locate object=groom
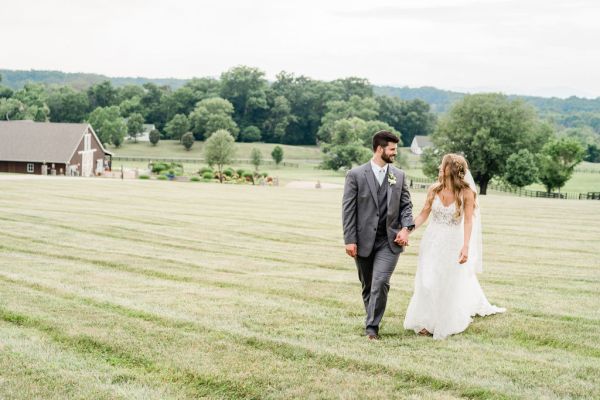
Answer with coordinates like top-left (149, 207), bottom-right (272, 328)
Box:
top-left (342, 131), bottom-right (414, 340)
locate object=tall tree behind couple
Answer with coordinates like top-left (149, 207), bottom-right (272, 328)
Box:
top-left (342, 131), bottom-right (505, 340)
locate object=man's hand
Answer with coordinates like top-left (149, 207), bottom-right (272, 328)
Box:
top-left (394, 228), bottom-right (410, 247)
top-left (345, 243), bottom-right (357, 258)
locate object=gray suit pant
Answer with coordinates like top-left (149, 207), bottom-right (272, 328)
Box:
top-left (355, 235), bottom-right (400, 335)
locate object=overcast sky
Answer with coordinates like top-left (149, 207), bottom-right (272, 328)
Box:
top-left (2, 0), bottom-right (599, 98)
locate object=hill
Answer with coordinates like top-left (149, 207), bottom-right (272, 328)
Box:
top-left (0, 69), bottom-right (188, 91)
top-left (374, 85), bottom-right (600, 115)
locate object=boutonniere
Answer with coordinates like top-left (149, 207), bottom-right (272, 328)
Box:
top-left (387, 172), bottom-right (396, 186)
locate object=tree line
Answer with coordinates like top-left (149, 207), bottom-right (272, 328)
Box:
top-left (0, 68), bottom-right (435, 148)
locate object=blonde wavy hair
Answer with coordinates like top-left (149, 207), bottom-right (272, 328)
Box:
top-left (426, 153), bottom-right (474, 218)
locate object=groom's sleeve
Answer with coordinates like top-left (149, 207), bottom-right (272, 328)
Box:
top-left (342, 170), bottom-right (358, 244)
top-left (399, 173), bottom-right (415, 230)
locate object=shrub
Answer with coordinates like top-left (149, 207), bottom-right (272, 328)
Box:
top-left (181, 132), bottom-right (194, 150)
top-left (223, 168), bottom-right (234, 177)
top-left (271, 145), bottom-right (283, 166)
top-left (202, 171), bottom-right (214, 180)
top-left (152, 162), bottom-right (182, 175)
top-left (261, 172), bottom-right (268, 177)
top-left (139, 175), bottom-right (150, 179)
top-left (240, 125), bottom-right (262, 142)
top-left (236, 169), bottom-right (246, 177)
top-left (157, 175), bottom-right (168, 180)
top-left (190, 176), bottom-right (200, 182)
top-left (199, 166), bottom-right (213, 175)
top-left (152, 162), bottom-right (168, 174)
top-left (149, 129), bottom-right (160, 146)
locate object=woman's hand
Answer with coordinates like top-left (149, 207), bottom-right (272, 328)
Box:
top-left (458, 245), bottom-right (469, 264)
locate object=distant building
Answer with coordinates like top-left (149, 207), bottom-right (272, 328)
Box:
top-left (410, 135), bottom-right (433, 155)
top-left (0, 120), bottom-right (113, 176)
top-left (126, 123), bottom-right (155, 142)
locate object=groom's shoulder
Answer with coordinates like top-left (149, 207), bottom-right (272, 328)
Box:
top-left (347, 163), bottom-right (369, 177)
top-left (389, 164), bottom-right (405, 176)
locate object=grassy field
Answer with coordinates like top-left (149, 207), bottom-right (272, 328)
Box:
top-left (108, 142), bottom-right (599, 193)
top-left (0, 177), bottom-right (599, 399)
top-left (108, 141), bottom-right (323, 161)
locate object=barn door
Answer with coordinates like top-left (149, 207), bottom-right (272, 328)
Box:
top-left (81, 133), bottom-right (93, 177)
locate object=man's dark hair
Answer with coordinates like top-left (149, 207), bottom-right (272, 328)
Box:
top-left (372, 130), bottom-right (399, 152)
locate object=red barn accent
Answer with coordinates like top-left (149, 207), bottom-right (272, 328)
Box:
top-left (0, 120), bottom-right (112, 176)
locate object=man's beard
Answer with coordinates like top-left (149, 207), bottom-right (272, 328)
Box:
top-left (382, 152), bottom-right (395, 164)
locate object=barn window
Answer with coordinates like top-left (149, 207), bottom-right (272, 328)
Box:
top-left (27, 163), bottom-right (34, 173)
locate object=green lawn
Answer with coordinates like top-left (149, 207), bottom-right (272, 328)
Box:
top-left (0, 177), bottom-right (599, 399)
top-left (109, 143), bottom-right (600, 193)
top-left (108, 141), bottom-right (323, 161)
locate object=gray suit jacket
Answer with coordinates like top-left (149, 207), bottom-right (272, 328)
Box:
top-left (342, 162), bottom-right (415, 258)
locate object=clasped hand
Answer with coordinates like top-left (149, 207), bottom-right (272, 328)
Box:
top-left (394, 228), bottom-right (410, 247)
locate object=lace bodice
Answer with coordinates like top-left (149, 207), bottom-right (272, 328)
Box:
top-left (430, 195), bottom-right (462, 226)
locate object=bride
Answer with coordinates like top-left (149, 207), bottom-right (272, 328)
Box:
top-left (403, 153), bottom-right (505, 340)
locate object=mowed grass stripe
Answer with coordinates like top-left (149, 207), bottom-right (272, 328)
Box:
top-left (0, 308), bottom-right (265, 400)
top-left (2, 258), bottom-right (596, 398)
top-left (0, 277), bottom-right (514, 400)
top-left (0, 213), bottom-right (347, 271)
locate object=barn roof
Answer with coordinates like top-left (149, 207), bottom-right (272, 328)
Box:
top-left (0, 120), bottom-right (112, 163)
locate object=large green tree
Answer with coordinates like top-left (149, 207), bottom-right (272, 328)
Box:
top-left (333, 77), bottom-right (373, 99)
top-left (204, 129), bottom-right (236, 183)
top-left (13, 83), bottom-right (50, 121)
top-left (0, 98), bottom-right (26, 120)
top-left (321, 117), bottom-right (373, 170)
top-left (189, 97), bottom-right (238, 140)
top-left (262, 95), bottom-right (294, 142)
top-left (118, 96), bottom-right (143, 118)
top-left (140, 83), bottom-right (171, 131)
top-left (87, 81), bottom-right (118, 109)
top-left (0, 85), bottom-right (13, 99)
top-left (87, 106), bottom-right (126, 146)
top-left (537, 138), bottom-right (585, 193)
top-left (429, 93), bottom-right (552, 194)
top-left (47, 86), bottom-right (90, 122)
top-left (220, 66), bottom-right (269, 129)
top-left (317, 95), bottom-right (379, 143)
top-left (271, 72), bottom-right (341, 144)
top-left (375, 96), bottom-right (436, 146)
top-left (164, 113), bottom-right (190, 141)
top-left (504, 149), bottom-right (539, 188)
top-left (126, 113), bottom-right (145, 142)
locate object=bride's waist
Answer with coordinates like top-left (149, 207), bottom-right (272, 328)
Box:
top-left (429, 218), bottom-right (463, 227)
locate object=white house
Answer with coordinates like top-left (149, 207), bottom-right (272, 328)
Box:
top-left (410, 135), bottom-right (433, 155)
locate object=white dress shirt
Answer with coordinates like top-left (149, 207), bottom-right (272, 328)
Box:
top-left (370, 160), bottom-right (388, 186)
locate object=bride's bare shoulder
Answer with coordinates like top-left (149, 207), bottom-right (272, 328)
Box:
top-left (461, 187), bottom-right (475, 201)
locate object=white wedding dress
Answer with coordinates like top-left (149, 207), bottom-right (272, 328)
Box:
top-left (403, 193), bottom-right (506, 340)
